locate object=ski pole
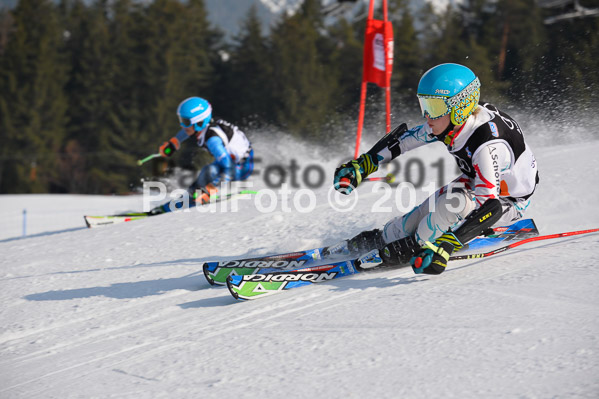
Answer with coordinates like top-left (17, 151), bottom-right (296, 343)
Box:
top-left (450, 227), bottom-right (599, 261)
top-left (213, 190), bottom-right (259, 200)
top-left (364, 173), bottom-right (396, 183)
top-left (137, 153), bottom-right (161, 166)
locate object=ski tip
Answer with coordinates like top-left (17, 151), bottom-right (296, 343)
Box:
top-left (202, 263), bottom-right (216, 286)
top-left (530, 218), bottom-right (539, 235)
top-left (226, 276), bottom-right (243, 301)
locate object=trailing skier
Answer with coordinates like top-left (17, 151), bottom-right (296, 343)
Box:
top-left (157, 97), bottom-right (254, 209)
top-left (333, 63), bottom-right (539, 275)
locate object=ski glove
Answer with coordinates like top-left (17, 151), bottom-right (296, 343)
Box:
top-left (159, 137), bottom-right (180, 157)
top-left (410, 232), bottom-right (463, 275)
top-left (333, 153), bottom-right (381, 194)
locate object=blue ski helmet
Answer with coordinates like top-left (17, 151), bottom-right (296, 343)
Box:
top-left (177, 97), bottom-right (212, 132)
top-left (417, 63), bottom-right (480, 125)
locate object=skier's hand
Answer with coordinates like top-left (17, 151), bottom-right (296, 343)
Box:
top-left (333, 153), bottom-right (380, 194)
top-left (333, 162), bottom-right (357, 194)
top-left (410, 232), bottom-right (463, 275)
top-left (159, 137), bottom-right (180, 157)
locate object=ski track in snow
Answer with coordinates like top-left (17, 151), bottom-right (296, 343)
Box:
top-left (1, 140), bottom-right (598, 398)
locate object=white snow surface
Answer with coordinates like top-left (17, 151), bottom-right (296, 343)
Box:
top-left (1, 138), bottom-right (599, 398)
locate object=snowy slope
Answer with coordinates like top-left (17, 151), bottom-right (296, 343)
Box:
top-left (1, 138), bottom-right (598, 398)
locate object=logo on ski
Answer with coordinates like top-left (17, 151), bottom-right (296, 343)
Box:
top-left (217, 259), bottom-right (308, 269)
top-left (241, 272), bottom-right (338, 283)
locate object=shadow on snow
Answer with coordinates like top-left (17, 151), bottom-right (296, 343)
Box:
top-left (24, 271), bottom-right (208, 301)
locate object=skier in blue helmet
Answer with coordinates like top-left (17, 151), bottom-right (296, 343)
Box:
top-left (158, 97), bottom-right (253, 206)
top-left (332, 63), bottom-right (539, 275)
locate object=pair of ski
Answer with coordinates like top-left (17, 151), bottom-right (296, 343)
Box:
top-left (203, 218), bottom-right (542, 301)
top-left (84, 189), bottom-right (258, 227)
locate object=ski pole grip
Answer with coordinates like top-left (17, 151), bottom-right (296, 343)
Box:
top-left (137, 153), bottom-right (161, 166)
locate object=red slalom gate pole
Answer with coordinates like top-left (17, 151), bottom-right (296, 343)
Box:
top-left (383, 0), bottom-right (391, 133)
top-left (450, 228), bottom-right (599, 261)
top-left (354, 81), bottom-right (368, 159)
top-left (354, 0), bottom-right (393, 158)
top-left (354, 0), bottom-right (376, 159)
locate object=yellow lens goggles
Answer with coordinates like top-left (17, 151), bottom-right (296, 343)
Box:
top-left (417, 96), bottom-right (450, 119)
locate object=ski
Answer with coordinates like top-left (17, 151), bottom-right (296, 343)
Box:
top-left (226, 224), bottom-right (599, 301)
top-left (84, 213), bottom-right (150, 227)
top-left (204, 218), bottom-right (539, 286)
top-left (226, 260), bottom-right (363, 300)
top-left (84, 190), bottom-right (258, 228)
top-left (202, 248), bottom-right (328, 285)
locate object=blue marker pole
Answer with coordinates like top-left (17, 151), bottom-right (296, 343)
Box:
top-left (22, 209), bottom-right (27, 237)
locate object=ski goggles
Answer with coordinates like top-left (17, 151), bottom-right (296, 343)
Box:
top-left (179, 115), bottom-right (210, 130)
top-left (417, 96), bottom-right (451, 119)
top-left (178, 116), bottom-right (194, 128)
top-left (179, 115), bottom-right (193, 127)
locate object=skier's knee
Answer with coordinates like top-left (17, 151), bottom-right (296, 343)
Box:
top-left (435, 190), bottom-right (475, 223)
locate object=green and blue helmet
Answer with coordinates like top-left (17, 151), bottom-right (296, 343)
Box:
top-left (417, 63), bottom-right (481, 126)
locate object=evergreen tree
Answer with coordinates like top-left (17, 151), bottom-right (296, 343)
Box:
top-left (493, 0), bottom-right (546, 103)
top-left (226, 5), bottom-right (273, 125)
top-left (0, 0), bottom-right (67, 193)
top-left (269, 0), bottom-right (338, 136)
top-left (2, 0), bottom-right (598, 193)
top-left (0, 10), bottom-right (13, 55)
top-left (110, 0), bottom-right (148, 164)
top-left (327, 18), bottom-right (364, 114)
top-left (420, 2), bottom-right (501, 101)
top-left (62, 0), bottom-right (131, 193)
top-left (141, 0), bottom-right (216, 172)
top-left (540, 1), bottom-right (599, 114)
top-left (389, 0), bottom-right (421, 110)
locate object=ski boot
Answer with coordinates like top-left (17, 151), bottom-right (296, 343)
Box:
top-left (323, 229), bottom-right (384, 258)
top-left (354, 235), bottom-right (419, 270)
top-left (149, 204), bottom-right (167, 215)
top-left (376, 235), bottom-right (419, 268)
top-left (192, 183), bottom-right (218, 205)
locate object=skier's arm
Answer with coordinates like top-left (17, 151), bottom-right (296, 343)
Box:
top-left (206, 136), bottom-right (234, 183)
top-left (333, 123), bottom-right (436, 193)
top-left (174, 129), bottom-right (191, 144)
top-left (366, 123), bottom-right (436, 163)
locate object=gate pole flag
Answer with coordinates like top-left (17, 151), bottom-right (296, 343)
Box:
top-left (354, 0), bottom-right (394, 158)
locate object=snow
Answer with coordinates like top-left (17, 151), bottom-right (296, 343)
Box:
top-left (1, 138), bottom-right (599, 398)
